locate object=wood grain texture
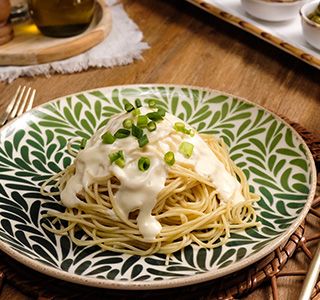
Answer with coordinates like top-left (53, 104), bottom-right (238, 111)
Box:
top-left (0, 0), bottom-right (319, 299)
top-left (0, 0), bottom-right (318, 132)
top-left (0, 0), bottom-right (112, 65)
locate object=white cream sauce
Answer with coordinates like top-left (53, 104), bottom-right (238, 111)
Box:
top-left (60, 108), bottom-right (245, 240)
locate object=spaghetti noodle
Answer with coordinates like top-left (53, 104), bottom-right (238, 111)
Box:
top-left (41, 105), bottom-right (259, 256)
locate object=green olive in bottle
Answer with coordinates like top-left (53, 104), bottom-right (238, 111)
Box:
top-left (28, 0), bottom-right (96, 38)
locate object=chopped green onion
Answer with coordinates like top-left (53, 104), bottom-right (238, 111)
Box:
top-left (132, 108), bottom-right (141, 117)
top-left (102, 131), bottom-right (116, 144)
top-left (147, 112), bottom-right (163, 122)
top-left (135, 99), bottom-right (142, 108)
top-left (179, 142), bottom-right (194, 158)
top-left (109, 150), bottom-right (124, 163)
top-left (147, 121), bottom-right (157, 132)
top-left (148, 99), bottom-right (156, 108)
top-left (164, 151), bottom-right (175, 166)
top-left (138, 134), bottom-right (149, 148)
top-left (183, 128), bottom-right (196, 136)
top-left (124, 102), bottom-right (134, 112)
top-left (123, 118), bottom-right (133, 129)
top-left (114, 128), bottom-right (130, 139)
top-left (115, 158), bottom-right (125, 168)
top-left (137, 115), bottom-right (148, 128)
top-left (173, 122), bottom-right (194, 136)
top-left (174, 122), bottom-right (186, 133)
top-left (132, 124), bottom-right (143, 138)
top-left (183, 128), bottom-right (190, 134)
top-left (138, 156), bottom-right (150, 171)
top-left (109, 151), bottom-right (125, 168)
top-left (157, 107), bottom-right (166, 117)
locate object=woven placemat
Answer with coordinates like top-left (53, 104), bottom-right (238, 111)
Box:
top-left (0, 118), bottom-right (319, 300)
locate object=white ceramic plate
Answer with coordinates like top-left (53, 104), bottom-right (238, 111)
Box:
top-left (0, 85), bottom-right (316, 289)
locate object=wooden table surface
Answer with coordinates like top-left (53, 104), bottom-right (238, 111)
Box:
top-left (0, 0), bottom-right (319, 299)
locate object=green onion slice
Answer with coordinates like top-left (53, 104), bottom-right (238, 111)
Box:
top-left (102, 131), bottom-right (116, 144)
top-left (179, 142), bottom-right (194, 158)
top-left (109, 150), bottom-right (124, 163)
top-left (123, 118), bottom-right (133, 129)
top-left (124, 102), bottom-right (134, 112)
top-left (135, 99), bottom-right (142, 108)
top-left (138, 134), bottom-right (149, 148)
top-left (147, 121), bottom-right (157, 132)
top-left (114, 128), bottom-right (130, 139)
top-left (173, 122), bottom-right (185, 132)
top-left (132, 108), bottom-right (141, 117)
top-left (132, 124), bottom-right (143, 138)
top-left (164, 151), bottom-right (175, 166)
top-left (137, 115), bottom-right (148, 128)
top-left (147, 112), bottom-right (163, 122)
top-left (109, 151), bottom-right (125, 168)
top-left (138, 156), bottom-right (150, 171)
top-left (115, 158), bottom-right (125, 168)
top-left (173, 122), bottom-right (194, 136)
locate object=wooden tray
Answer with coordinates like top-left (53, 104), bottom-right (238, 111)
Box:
top-left (0, 0), bottom-right (112, 66)
top-left (187, 0), bottom-right (320, 70)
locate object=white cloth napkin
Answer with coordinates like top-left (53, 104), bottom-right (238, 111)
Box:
top-left (0, 0), bottom-right (149, 83)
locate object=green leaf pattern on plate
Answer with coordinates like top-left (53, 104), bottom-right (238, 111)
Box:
top-left (0, 85), bottom-right (314, 284)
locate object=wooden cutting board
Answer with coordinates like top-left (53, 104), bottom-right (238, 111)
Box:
top-left (0, 0), bottom-right (112, 66)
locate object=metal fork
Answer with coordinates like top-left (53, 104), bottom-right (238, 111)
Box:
top-left (0, 86), bottom-right (36, 126)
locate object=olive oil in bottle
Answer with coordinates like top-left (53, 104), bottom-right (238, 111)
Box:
top-left (28, 0), bottom-right (95, 38)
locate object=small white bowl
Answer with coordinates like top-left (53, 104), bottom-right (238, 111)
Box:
top-left (241, 0), bottom-right (310, 22)
top-left (300, 0), bottom-right (320, 50)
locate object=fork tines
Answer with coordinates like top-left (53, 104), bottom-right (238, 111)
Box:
top-left (0, 85), bottom-right (36, 126)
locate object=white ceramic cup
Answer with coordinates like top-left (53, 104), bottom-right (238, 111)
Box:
top-left (241, 0), bottom-right (310, 22)
top-left (300, 0), bottom-right (320, 50)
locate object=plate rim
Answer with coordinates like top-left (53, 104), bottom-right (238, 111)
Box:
top-left (0, 84), bottom-right (317, 290)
